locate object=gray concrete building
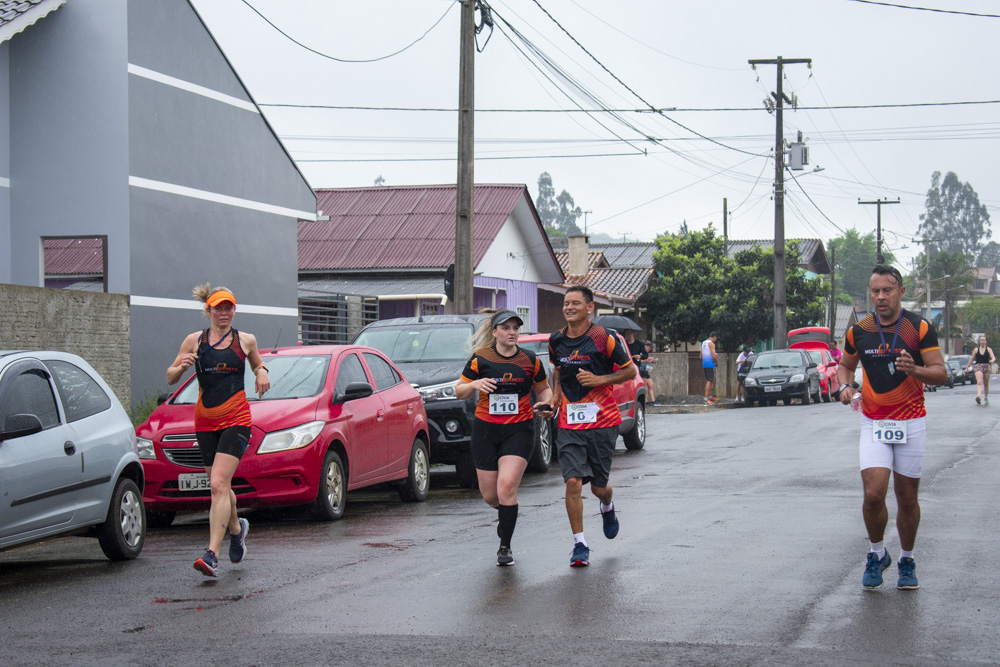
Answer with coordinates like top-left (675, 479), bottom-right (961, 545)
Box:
top-left (0, 0), bottom-right (316, 403)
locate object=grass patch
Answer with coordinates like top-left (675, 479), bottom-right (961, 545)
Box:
top-left (129, 390), bottom-right (165, 427)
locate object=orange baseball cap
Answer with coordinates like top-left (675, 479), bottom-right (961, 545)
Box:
top-left (206, 290), bottom-right (236, 308)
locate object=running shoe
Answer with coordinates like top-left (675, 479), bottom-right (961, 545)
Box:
top-left (194, 549), bottom-right (219, 578)
top-left (229, 517), bottom-right (249, 564)
top-left (708, 397), bottom-right (720, 404)
top-left (985, 397), bottom-right (990, 406)
top-left (897, 557), bottom-right (919, 590)
top-left (601, 504), bottom-right (619, 539)
top-left (976, 396), bottom-right (981, 404)
top-left (570, 542), bottom-right (590, 567)
top-left (496, 546), bottom-right (514, 566)
top-left (862, 551), bottom-right (892, 589)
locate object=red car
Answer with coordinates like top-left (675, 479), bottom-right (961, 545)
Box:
top-left (518, 331), bottom-right (646, 451)
top-left (135, 345), bottom-right (429, 527)
top-left (787, 326), bottom-right (841, 403)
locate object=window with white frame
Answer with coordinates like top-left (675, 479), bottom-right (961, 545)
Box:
top-left (516, 306), bottom-right (530, 328)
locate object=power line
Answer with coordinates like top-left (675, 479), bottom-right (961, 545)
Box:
top-left (295, 151), bottom-right (643, 163)
top-left (845, 0), bottom-right (1000, 18)
top-left (238, 0), bottom-right (457, 63)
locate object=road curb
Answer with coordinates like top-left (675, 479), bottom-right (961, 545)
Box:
top-left (647, 400), bottom-right (745, 414)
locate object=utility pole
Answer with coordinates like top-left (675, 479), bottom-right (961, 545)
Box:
top-left (858, 198), bottom-right (900, 265)
top-left (722, 197), bottom-right (728, 256)
top-left (454, 0), bottom-right (476, 314)
top-left (583, 210), bottom-right (592, 234)
top-left (748, 56), bottom-right (811, 346)
top-left (830, 245), bottom-right (836, 339)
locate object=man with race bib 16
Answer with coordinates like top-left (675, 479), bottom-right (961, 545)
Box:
top-left (547, 286), bottom-right (636, 567)
top-left (837, 266), bottom-right (947, 591)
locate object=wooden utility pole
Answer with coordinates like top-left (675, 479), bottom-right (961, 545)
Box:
top-left (858, 198), bottom-right (900, 265)
top-left (829, 245), bottom-right (836, 339)
top-left (748, 56), bottom-right (811, 346)
top-left (722, 197), bottom-right (728, 256)
top-left (455, 0), bottom-right (475, 314)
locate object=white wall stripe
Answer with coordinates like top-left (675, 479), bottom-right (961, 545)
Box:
top-left (130, 295), bottom-right (299, 318)
top-left (128, 176), bottom-right (317, 220)
top-left (127, 63), bottom-right (259, 113)
top-left (0, 177), bottom-right (9, 188)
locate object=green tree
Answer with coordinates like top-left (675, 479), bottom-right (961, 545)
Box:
top-left (976, 241), bottom-right (1000, 271)
top-left (918, 171), bottom-right (991, 258)
top-left (536, 172), bottom-right (583, 235)
top-left (962, 296), bottom-right (1000, 332)
top-left (828, 228), bottom-right (894, 303)
top-left (648, 227), bottom-right (827, 348)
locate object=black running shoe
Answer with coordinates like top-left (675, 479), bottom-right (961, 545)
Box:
top-left (496, 546), bottom-right (514, 566)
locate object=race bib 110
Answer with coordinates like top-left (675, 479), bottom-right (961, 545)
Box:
top-left (489, 393), bottom-right (519, 416)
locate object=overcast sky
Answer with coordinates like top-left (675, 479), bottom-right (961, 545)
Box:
top-left (190, 0), bottom-right (1000, 271)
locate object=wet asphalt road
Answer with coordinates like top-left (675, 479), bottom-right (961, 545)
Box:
top-left (1, 384), bottom-right (999, 666)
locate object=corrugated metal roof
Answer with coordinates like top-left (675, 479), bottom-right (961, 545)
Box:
top-left (727, 238), bottom-right (830, 274)
top-left (0, 0), bottom-right (66, 45)
top-left (302, 184), bottom-right (533, 271)
top-left (565, 266), bottom-right (654, 301)
top-left (299, 275), bottom-right (444, 298)
top-left (591, 242), bottom-right (655, 267)
top-left (43, 238), bottom-right (103, 276)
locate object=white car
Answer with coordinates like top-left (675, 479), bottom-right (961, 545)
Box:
top-left (0, 351), bottom-right (145, 560)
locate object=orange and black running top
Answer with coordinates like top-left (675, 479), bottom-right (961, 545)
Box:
top-left (844, 309), bottom-right (939, 420)
top-left (194, 329), bottom-right (252, 431)
top-left (549, 324), bottom-right (632, 430)
top-left (461, 345), bottom-right (548, 424)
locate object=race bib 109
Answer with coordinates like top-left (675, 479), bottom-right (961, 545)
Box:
top-left (873, 419), bottom-right (907, 444)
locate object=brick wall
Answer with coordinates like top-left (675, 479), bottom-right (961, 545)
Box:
top-left (0, 284), bottom-right (130, 406)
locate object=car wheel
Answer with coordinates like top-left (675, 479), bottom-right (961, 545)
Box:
top-left (96, 477), bottom-right (145, 561)
top-left (811, 385), bottom-right (822, 404)
top-left (800, 390), bottom-right (811, 405)
top-left (821, 388), bottom-right (832, 403)
top-left (526, 415), bottom-right (553, 473)
top-left (145, 511), bottom-right (175, 529)
top-left (455, 451), bottom-right (479, 489)
top-left (623, 401), bottom-right (646, 451)
top-left (311, 450), bottom-right (346, 521)
top-left (398, 438), bottom-right (430, 502)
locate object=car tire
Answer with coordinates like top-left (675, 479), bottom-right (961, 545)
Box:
top-left (811, 384), bottom-right (822, 404)
top-left (455, 451), bottom-right (479, 489)
top-left (311, 450), bottom-right (347, 521)
top-left (145, 511), bottom-right (175, 529)
top-left (623, 401), bottom-right (646, 451)
top-left (527, 415), bottom-right (553, 473)
top-left (800, 390), bottom-right (811, 405)
top-left (398, 438), bottom-right (430, 502)
top-left (96, 477), bottom-right (145, 561)
top-left (821, 388), bottom-right (832, 403)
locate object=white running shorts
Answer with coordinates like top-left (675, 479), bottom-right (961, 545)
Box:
top-left (858, 415), bottom-right (926, 478)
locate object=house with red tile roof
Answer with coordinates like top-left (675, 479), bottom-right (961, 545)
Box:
top-left (298, 184), bottom-right (564, 339)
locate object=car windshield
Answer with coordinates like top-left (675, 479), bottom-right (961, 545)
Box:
top-left (355, 325), bottom-right (472, 363)
top-left (752, 352), bottom-right (802, 369)
top-left (947, 359), bottom-right (961, 369)
top-left (171, 355), bottom-right (330, 404)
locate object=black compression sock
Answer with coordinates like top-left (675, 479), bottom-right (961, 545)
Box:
top-left (498, 503), bottom-right (518, 548)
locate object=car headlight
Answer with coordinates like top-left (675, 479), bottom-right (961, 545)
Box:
top-left (258, 421), bottom-right (325, 453)
top-left (744, 377), bottom-right (757, 386)
top-left (136, 436), bottom-right (155, 460)
top-left (790, 374), bottom-right (805, 383)
top-left (418, 381), bottom-right (458, 403)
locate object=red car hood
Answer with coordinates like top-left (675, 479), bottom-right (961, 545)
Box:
top-left (138, 397), bottom-right (320, 438)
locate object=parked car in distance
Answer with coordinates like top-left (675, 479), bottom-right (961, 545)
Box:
top-left (743, 349), bottom-right (822, 407)
top-left (948, 355), bottom-right (973, 384)
top-left (946, 358), bottom-right (964, 387)
top-left (519, 329), bottom-right (647, 452)
top-left (136, 345), bottom-right (429, 527)
top-left (787, 326), bottom-right (841, 403)
top-left (0, 351), bottom-right (145, 560)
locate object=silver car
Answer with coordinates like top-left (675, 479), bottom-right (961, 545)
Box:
top-left (0, 351), bottom-right (145, 560)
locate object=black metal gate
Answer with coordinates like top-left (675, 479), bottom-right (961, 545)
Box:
top-left (298, 291), bottom-right (379, 345)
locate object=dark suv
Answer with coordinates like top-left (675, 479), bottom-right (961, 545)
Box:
top-left (353, 315), bottom-right (554, 487)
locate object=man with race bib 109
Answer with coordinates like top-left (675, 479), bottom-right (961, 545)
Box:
top-left (837, 265), bottom-right (947, 591)
top-left (547, 286), bottom-right (636, 568)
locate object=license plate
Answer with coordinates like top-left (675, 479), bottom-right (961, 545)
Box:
top-left (178, 473), bottom-right (210, 491)
top-left (764, 385), bottom-right (782, 393)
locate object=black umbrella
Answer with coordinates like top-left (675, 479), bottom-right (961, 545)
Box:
top-left (593, 314), bottom-right (641, 331)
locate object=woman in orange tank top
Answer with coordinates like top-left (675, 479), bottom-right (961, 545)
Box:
top-left (166, 284), bottom-right (270, 577)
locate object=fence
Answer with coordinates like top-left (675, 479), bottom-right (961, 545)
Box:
top-left (299, 291), bottom-right (379, 345)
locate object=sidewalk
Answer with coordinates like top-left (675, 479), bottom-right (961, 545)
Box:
top-left (646, 395), bottom-right (745, 414)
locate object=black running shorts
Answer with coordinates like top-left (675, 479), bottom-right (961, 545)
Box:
top-left (470, 419), bottom-right (535, 471)
top-left (196, 425), bottom-right (251, 467)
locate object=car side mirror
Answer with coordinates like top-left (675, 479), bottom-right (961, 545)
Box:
top-left (808, 362), bottom-right (818, 369)
top-left (0, 413), bottom-right (44, 441)
top-left (157, 392), bottom-right (172, 406)
top-left (334, 381), bottom-right (374, 404)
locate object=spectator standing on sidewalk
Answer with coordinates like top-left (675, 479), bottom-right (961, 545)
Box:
top-left (702, 332), bottom-right (719, 404)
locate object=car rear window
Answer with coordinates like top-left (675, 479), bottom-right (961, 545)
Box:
top-left (171, 355), bottom-right (330, 404)
top-left (355, 325), bottom-right (472, 362)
